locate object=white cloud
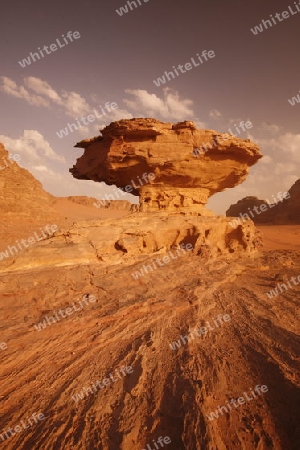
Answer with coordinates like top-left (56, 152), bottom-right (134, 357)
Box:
top-left (31, 165), bottom-right (60, 180)
top-left (123, 87), bottom-right (194, 121)
top-left (256, 132), bottom-right (300, 163)
top-left (24, 77), bottom-right (62, 104)
top-left (61, 90), bottom-right (91, 118)
top-left (278, 133), bottom-right (300, 161)
top-left (30, 167), bottom-right (135, 201)
top-left (2, 76), bottom-right (200, 130)
top-left (274, 162), bottom-right (297, 175)
top-left (77, 125), bottom-right (90, 136)
top-left (260, 155), bottom-right (272, 164)
top-left (109, 107), bottom-right (133, 121)
top-left (247, 173), bottom-right (274, 185)
top-left (282, 174), bottom-right (298, 190)
top-left (0, 130), bottom-right (65, 164)
top-left (241, 132), bottom-right (299, 204)
top-left (261, 122), bottom-right (281, 133)
top-left (195, 120), bottom-right (207, 129)
top-left (2, 76), bottom-right (92, 119)
top-left (1, 76), bottom-right (49, 107)
top-left (209, 109), bottom-right (222, 119)
top-left (228, 117), bottom-right (243, 125)
top-left (32, 165), bottom-right (53, 172)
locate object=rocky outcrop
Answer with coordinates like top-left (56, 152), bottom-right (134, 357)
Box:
top-left (0, 213), bottom-right (261, 273)
top-left (0, 136), bottom-right (262, 275)
top-left (66, 196), bottom-right (138, 211)
top-left (65, 195), bottom-right (103, 207)
top-left (0, 143), bottom-right (137, 221)
top-left (1, 127), bottom-right (299, 450)
top-left (70, 118), bottom-right (262, 214)
top-left (93, 199), bottom-right (139, 212)
top-left (0, 235), bottom-right (298, 450)
top-left (0, 143), bottom-right (56, 219)
top-left (284, 179), bottom-right (300, 223)
top-left (269, 179), bottom-right (300, 224)
top-left (226, 180), bottom-right (300, 224)
top-left (226, 196), bottom-right (269, 222)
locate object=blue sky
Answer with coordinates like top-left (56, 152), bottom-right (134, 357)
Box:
top-left (1, 0), bottom-right (299, 213)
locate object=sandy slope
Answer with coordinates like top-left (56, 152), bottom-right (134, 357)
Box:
top-left (52, 198), bottom-right (129, 221)
top-left (0, 225), bottom-right (299, 450)
top-left (0, 198), bottom-right (129, 248)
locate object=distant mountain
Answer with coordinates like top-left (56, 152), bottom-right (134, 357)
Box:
top-left (226, 180), bottom-right (300, 224)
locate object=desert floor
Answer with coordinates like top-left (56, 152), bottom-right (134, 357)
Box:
top-left (0, 211), bottom-right (299, 450)
top-left (256, 225), bottom-right (300, 251)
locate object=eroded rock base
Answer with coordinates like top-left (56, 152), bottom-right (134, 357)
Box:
top-left (0, 214), bottom-right (261, 274)
top-left (139, 186), bottom-right (211, 214)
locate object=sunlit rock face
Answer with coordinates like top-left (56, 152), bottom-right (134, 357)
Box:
top-left (70, 118), bottom-right (262, 214)
top-left (0, 143), bottom-right (56, 218)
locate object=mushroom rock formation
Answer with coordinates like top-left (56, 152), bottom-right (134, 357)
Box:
top-left (70, 118), bottom-right (262, 214)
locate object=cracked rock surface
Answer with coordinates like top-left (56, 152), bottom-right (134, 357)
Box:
top-left (70, 118), bottom-right (262, 214)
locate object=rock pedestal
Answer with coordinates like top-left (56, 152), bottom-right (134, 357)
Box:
top-left (139, 186), bottom-right (211, 214)
top-left (70, 118), bottom-right (262, 215)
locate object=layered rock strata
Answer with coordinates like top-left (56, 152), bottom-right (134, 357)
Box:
top-left (70, 118), bottom-right (262, 214)
top-left (0, 214), bottom-right (261, 274)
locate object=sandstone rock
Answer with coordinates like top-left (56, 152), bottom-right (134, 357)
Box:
top-left (65, 195), bottom-right (103, 207)
top-left (92, 199), bottom-right (139, 212)
top-left (0, 143), bottom-right (56, 219)
top-left (0, 239), bottom-right (298, 450)
top-left (70, 118), bottom-right (262, 214)
top-left (0, 213), bottom-right (259, 274)
top-left (226, 196), bottom-right (268, 221)
top-left (0, 142), bottom-right (139, 247)
top-left (288, 179), bottom-right (300, 224)
top-left (1, 127), bottom-right (299, 450)
top-left (66, 196), bottom-right (138, 211)
top-left (0, 143), bottom-right (135, 221)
